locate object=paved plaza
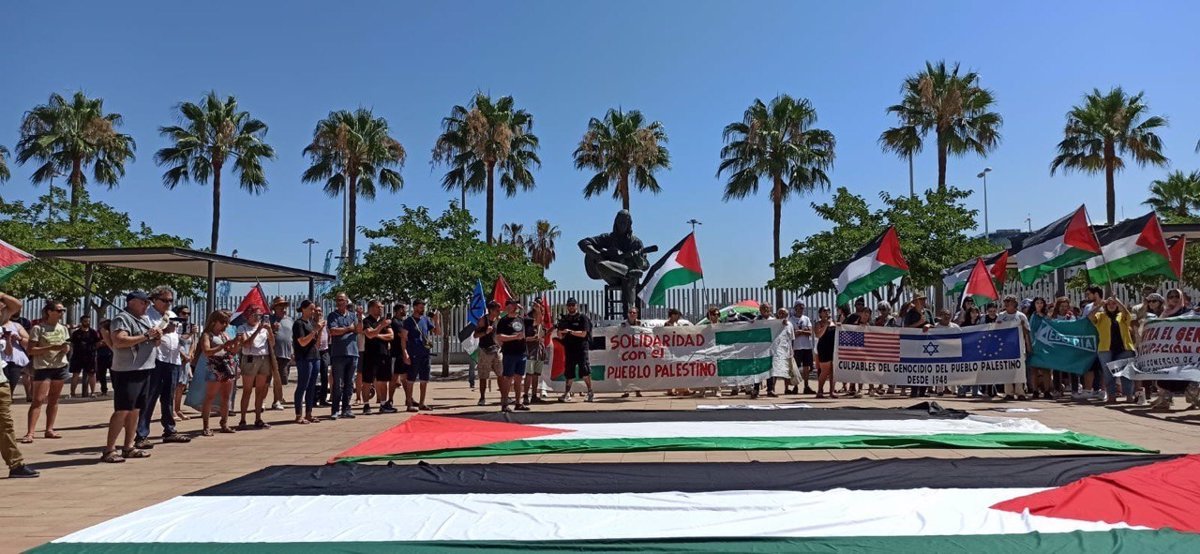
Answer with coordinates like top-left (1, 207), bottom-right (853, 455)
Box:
top-left (5, 371), bottom-right (1200, 551)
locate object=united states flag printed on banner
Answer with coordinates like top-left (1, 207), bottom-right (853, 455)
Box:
top-left (838, 330), bottom-right (901, 362)
top-left (839, 327), bottom-right (1022, 364)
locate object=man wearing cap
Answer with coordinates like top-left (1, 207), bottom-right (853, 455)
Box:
top-left (400, 299), bottom-right (440, 410)
top-left (556, 298), bottom-right (594, 403)
top-left (134, 286), bottom-right (191, 449)
top-left (473, 301), bottom-right (502, 407)
top-left (103, 291), bottom-right (162, 463)
top-left (268, 296), bottom-right (294, 411)
top-left (496, 299), bottom-right (529, 412)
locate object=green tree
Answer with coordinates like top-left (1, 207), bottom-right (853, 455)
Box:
top-left (1143, 170), bottom-right (1200, 224)
top-left (0, 189), bottom-right (202, 311)
top-left (301, 109), bottom-right (406, 265)
top-left (528, 219), bottom-right (561, 271)
top-left (718, 94), bottom-right (835, 308)
top-left (772, 186), bottom-right (992, 305)
top-left (15, 91), bottom-right (136, 222)
top-left (1050, 87), bottom-right (1168, 225)
top-left (0, 145), bottom-right (10, 184)
top-left (156, 92), bottom-right (275, 253)
top-left (882, 61), bottom-right (1002, 191)
top-left (432, 93), bottom-right (540, 244)
top-left (337, 202), bottom-right (552, 376)
top-left (573, 108), bottom-right (670, 212)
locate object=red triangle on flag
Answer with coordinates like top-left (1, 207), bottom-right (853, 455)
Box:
top-left (328, 414), bottom-right (567, 463)
top-left (493, 274), bottom-right (513, 307)
top-left (1136, 213), bottom-right (1171, 260)
top-left (875, 226), bottom-right (909, 270)
top-left (1064, 206), bottom-right (1102, 253)
top-left (964, 257), bottom-right (999, 303)
top-left (675, 233), bottom-right (703, 275)
top-left (1168, 235), bottom-right (1187, 279)
top-left (989, 250), bottom-right (1009, 286)
top-left (991, 454), bottom-right (1200, 533)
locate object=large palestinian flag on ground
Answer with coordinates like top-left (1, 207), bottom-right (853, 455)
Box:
top-left (39, 455), bottom-right (1200, 552)
top-left (834, 226), bottom-right (908, 306)
top-left (327, 406), bottom-right (1147, 463)
top-left (1014, 206), bottom-right (1102, 285)
top-left (639, 232), bottom-right (703, 307)
top-left (1086, 211), bottom-right (1175, 284)
top-left (943, 250), bottom-right (1008, 294)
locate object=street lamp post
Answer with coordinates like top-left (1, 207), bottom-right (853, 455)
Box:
top-left (976, 167), bottom-right (992, 240)
top-left (302, 238), bottom-right (318, 271)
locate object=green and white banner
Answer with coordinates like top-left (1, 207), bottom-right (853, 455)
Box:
top-left (1029, 316), bottom-right (1098, 375)
top-left (1109, 316), bottom-right (1200, 382)
top-left (546, 320), bottom-right (779, 393)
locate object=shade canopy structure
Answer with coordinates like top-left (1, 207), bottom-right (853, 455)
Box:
top-left (35, 246), bottom-right (335, 315)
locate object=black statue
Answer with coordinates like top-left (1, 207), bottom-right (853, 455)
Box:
top-left (579, 210), bottom-right (658, 313)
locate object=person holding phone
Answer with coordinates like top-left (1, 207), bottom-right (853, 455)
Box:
top-left (237, 306), bottom-right (274, 429)
top-left (0, 291), bottom-right (37, 477)
top-left (135, 287), bottom-right (192, 448)
top-left (22, 301), bottom-right (70, 444)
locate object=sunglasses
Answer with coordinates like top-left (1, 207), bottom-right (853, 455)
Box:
top-left (52, 308), bottom-right (66, 313)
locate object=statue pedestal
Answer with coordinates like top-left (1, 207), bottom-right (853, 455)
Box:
top-left (603, 285), bottom-right (626, 320)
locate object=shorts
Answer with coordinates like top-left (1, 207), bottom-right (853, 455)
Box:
top-left (112, 369), bottom-right (151, 411)
top-left (392, 356), bottom-right (410, 381)
top-left (33, 366), bottom-right (70, 381)
top-left (793, 349), bottom-right (814, 368)
top-left (528, 358), bottom-right (545, 375)
top-left (563, 355), bottom-right (591, 380)
top-left (240, 355), bottom-right (271, 378)
top-left (70, 356), bottom-right (95, 374)
top-left (406, 356), bottom-right (432, 382)
top-left (478, 350), bottom-right (502, 377)
top-left (361, 354), bottom-right (392, 384)
top-left (502, 353), bottom-right (527, 377)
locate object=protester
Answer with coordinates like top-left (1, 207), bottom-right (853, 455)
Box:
top-left (842, 303), bottom-right (872, 398)
top-left (198, 310), bottom-right (238, 436)
top-left (236, 306), bottom-right (274, 429)
top-left (314, 305), bottom-right (330, 407)
top-left (0, 291), bottom-right (37, 477)
top-left (135, 287), bottom-right (191, 448)
top-left (96, 319), bottom-right (112, 396)
top-left (996, 295), bottom-right (1031, 401)
top-left (1090, 296), bottom-right (1135, 404)
top-left (327, 293), bottom-right (362, 419)
top-left (360, 300), bottom-right (395, 415)
top-left (103, 291), bottom-right (162, 463)
top-left (620, 306), bottom-right (645, 398)
top-left (68, 314), bottom-right (100, 398)
top-left (814, 307), bottom-right (836, 399)
top-left (2, 313), bottom-right (30, 401)
top-left (291, 300), bottom-right (323, 424)
top-left (874, 302), bottom-right (898, 327)
top-left (768, 308), bottom-right (795, 398)
top-left (174, 314), bottom-right (195, 421)
top-left (496, 300), bottom-right (529, 412)
top-left (473, 301), bottom-right (501, 407)
top-left (1081, 286), bottom-right (1104, 319)
top-left (400, 299), bottom-right (439, 411)
top-left (788, 302), bottom-right (815, 395)
top-left (9, 312), bottom-right (33, 401)
top-left (954, 297), bottom-right (975, 325)
top-left (268, 297), bottom-right (294, 411)
top-left (22, 301), bottom-right (70, 443)
top-left (523, 300), bottom-right (549, 405)
top-left (983, 303), bottom-right (999, 323)
top-left (556, 298), bottom-right (594, 402)
top-left (388, 303), bottom-right (409, 411)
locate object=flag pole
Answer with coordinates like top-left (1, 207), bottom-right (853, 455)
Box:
top-left (1082, 206), bottom-right (1115, 295)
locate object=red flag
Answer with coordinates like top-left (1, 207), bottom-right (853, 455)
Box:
top-left (493, 274), bottom-right (513, 307)
top-left (989, 250), bottom-right (1009, 286)
top-left (1168, 235), bottom-right (1187, 280)
top-left (231, 284), bottom-right (270, 326)
top-left (959, 257), bottom-right (1000, 309)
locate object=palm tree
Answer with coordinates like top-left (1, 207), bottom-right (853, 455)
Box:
top-left (718, 94), bottom-right (836, 308)
top-left (500, 222), bottom-right (526, 248)
top-left (302, 109), bottom-right (406, 265)
top-left (156, 92), bottom-right (275, 253)
top-left (878, 125), bottom-right (922, 196)
top-left (1144, 170), bottom-right (1200, 223)
top-left (432, 93), bottom-right (540, 244)
top-left (573, 108), bottom-right (670, 212)
top-left (882, 61), bottom-right (1002, 190)
top-left (1050, 87), bottom-right (1168, 225)
top-left (527, 219), bottom-right (561, 271)
top-left (0, 145), bottom-right (10, 184)
top-left (15, 91), bottom-right (136, 221)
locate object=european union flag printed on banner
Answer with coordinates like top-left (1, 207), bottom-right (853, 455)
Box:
top-left (899, 327), bottom-right (1022, 364)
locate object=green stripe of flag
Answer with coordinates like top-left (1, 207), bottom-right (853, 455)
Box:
top-left (1019, 247), bottom-right (1097, 285)
top-left (1087, 249), bottom-right (1174, 285)
top-left (645, 267), bottom-right (702, 306)
top-left (30, 530), bottom-right (1200, 553)
top-left (0, 261), bottom-right (28, 285)
top-left (334, 431), bottom-right (1151, 463)
top-left (714, 327), bottom-right (774, 345)
top-left (837, 265), bottom-right (907, 307)
top-left (716, 357), bottom-right (771, 376)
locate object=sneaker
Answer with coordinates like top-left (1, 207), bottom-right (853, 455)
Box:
top-left (162, 434), bottom-right (191, 444)
top-left (380, 403), bottom-right (399, 414)
top-left (621, 392), bottom-right (630, 398)
top-left (362, 404), bottom-right (372, 415)
top-left (586, 391), bottom-right (595, 403)
top-left (329, 413), bottom-right (339, 420)
top-left (1135, 390), bottom-right (1148, 406)
top-left (803, 387), bottom-right (816, 395)
top-left (515, 404), bottom-right (531, 411)
top-left (1003, 395), bottom-right (1015, 401)
top-left (272, 401), bottom-right (284, 411)
top-left (8, 465), bottom-right (39, 478)
top-left (407, 406), bottom-right (419, 412)
top-left (340, 411), bottom-right (356, 419)
top-left (477, 398), bottom-right (487, 406)
top-left (501, 404), bottom-right (513, 413)
top-left (1096, 391), bottom-right (1108, 403)
top-left (1017, 395), bottom-right (1027, 401)
top-left (133, 438), bottom-right (154, 450)
top-left (559, 394), bottom-right (570, 403)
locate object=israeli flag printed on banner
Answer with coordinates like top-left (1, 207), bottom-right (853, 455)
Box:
top-left (900, 337), bottom-right (963, 360)
top-left (899, 327), bottom-right (1021, 364)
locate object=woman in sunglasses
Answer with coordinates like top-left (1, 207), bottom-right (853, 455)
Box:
top-left (21, 302), bottom-right (71, 443)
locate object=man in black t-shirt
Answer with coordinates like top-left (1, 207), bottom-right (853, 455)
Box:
top-left (360, 300), bottom-right (395, 414)
top-left (555, 298), bottom-right (594, 403)
top-left (69, 315), bottom-right (101, 398)
top-left (496, 300), bottom-right (529, 412)
top-left (388, 304), bottom-right (411, 412)
top-left (473, 301), bottom-right (501, 407)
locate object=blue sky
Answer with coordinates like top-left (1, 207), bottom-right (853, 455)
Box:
top-left (4, 1), bottom-right (1200, 294)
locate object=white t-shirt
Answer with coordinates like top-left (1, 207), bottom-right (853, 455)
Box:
top-left (238, 322), bottom-right (271, 356)
top-left (788, 314), bottom-right (813, 350)
top-left (148, 306), bottom-right (182, 364)
top-left (996, 310), bottom-right (1029, 330)
top-left (1081, 301), bottom-right (1101, 319)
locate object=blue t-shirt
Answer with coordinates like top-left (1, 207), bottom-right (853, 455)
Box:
top-left (404, 315), bottom-right (434, 358)
top-left (327, 310), bottom-right (359, 358)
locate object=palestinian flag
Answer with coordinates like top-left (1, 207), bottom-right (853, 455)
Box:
top-left (458, 281), bottom-right (487, 361)
top-left (833, 226), bottom-right (908, 307)
top-left (1014, 206), bottom-right (1102, 285)
top-left (943, 250), bottom-right (1008, 294)
top-left (327, 406), bottom-right (1147, 463)
top-left (638, 232), bottom-right (703, 307)
top-left (229, 284), bottom-right (269, 326)
top-left (957, 257), bottom-right (1000, 308)
top-left (39, 455), bottom-right (1200, 552)
top-left (0, 238), bottom-right (32, 285)
top-left (1168, 234), bottom-right (1187, 280)
top-left (1085, 212), bottom-right (1175, 284)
